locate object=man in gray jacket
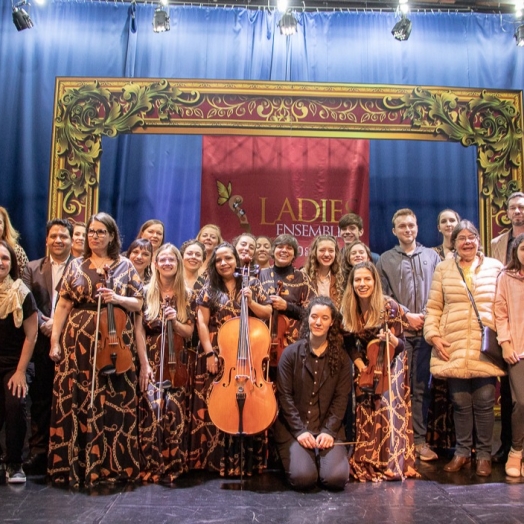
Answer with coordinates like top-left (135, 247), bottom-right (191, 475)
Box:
top-left (377, 208), bottom-right (441, 461)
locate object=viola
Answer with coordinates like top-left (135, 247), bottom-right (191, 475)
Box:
top-left (156, 296), bottom-right (188, 389)
top-left (269, 280), bottom-right (290, 367)
top-left (96, 264), bottom-right (133, 375)
top-left (208, 262), bottom-right (277, 436)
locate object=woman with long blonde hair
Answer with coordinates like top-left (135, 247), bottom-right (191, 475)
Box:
top-left (135, 243), bottom-right (194, 483)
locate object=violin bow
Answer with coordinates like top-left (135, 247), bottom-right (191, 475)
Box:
top-left (90, 265), bottom-right (110, 409)
top-left (157, 296), bottom-right (169, 421)
top-left (383, 307), bottom-right (401, 477)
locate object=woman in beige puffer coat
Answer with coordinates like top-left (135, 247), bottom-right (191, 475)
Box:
top-left (424, 220), bottom-right (504, 477)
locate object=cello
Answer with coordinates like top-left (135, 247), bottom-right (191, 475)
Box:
top-left (207, 262), bottom-right (277, 436)
top-left (156, 296), bottom-right (188, 390)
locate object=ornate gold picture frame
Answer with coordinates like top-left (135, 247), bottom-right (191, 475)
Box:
top-left (48, 78), bottom-right (523, 251)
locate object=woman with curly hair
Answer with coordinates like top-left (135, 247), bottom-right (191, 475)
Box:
top-left (342, 261), bottom-right (418, 482)
top-left (275, 295), bottom-right (351, 490)
top-left (302, 235), bottom-right (344, 308)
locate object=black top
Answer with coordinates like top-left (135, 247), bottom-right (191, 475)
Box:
top-left (0, 291), bottom-right (37, 368)
top-left (275, 338), bottom-right (351, 441)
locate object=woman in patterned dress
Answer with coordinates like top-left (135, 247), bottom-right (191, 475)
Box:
top-left (187, 242), bottom-right (272, 474)
top-left (302, 235), bottom-right (344, 308)
top-left (136, 243), bottom-right (194, 483)
top-left (341, 261), bottom-right (418, 482)
top-left (48, 213), bottom-right (144, 487)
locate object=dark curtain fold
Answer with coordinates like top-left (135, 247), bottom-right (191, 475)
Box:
top-left (1, 2), bottom-right (522, 258)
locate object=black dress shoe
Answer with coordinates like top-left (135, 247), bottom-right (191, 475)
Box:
top-left (23, 454), bottom-right (47, 474)
top-left (444, 455), bottom-right (471, 472)
top-left (492, 444), bottom-right (510, 464)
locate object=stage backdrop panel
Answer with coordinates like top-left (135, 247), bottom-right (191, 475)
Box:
top-left (201, 136), bottom-right (369, 266)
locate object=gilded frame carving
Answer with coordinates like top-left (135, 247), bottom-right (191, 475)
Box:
top-left (48, 77), bottom-right (523, 251)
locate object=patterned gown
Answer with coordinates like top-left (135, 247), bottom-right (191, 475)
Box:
top-left (48, 256), bottom-right (143, 488)
top-left (258, 265), bottom-right (316, 359)
top-left (137, 291), bottom-right (194, 483)
top-left (426, 246), bottom-right (456, 450)
top-left (345, 298), bottom-right (418, 482)
top-left (187, 278), bottom-right (271, 475)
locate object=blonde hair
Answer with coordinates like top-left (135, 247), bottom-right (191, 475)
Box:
top-left (341, 261), bottom-right (385, 332)
top-left (144, 243), bottom-right (188, 324)
top-left (197, 224), bottom-right (223, 244)
top-left (0, 206), bottom-right (20, 246)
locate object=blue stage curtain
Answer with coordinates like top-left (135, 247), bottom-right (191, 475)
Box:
top-left (1, 2), bottom-right (522, 258)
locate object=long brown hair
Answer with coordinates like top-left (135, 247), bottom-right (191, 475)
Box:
top-left (303, 235), bottom-right (344, 306)
top-left (341, 261), bottom-right (385, 333)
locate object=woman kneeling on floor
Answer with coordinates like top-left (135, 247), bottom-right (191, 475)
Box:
top-left (275, 296), bottom-right (351, 491)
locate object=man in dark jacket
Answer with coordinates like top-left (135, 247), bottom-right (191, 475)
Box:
top-left (22, 218), bottom-right (73, 473)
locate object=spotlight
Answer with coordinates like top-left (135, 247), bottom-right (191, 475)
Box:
top-left (152, 6), bottom-right (170, 33)
top-left (278, 11), bottom-right (297, 36)
top-left (277, 0), bottom-right (288, 13)
top-left (12, 1), bottom-right (33, 31)
top-left (399, 0), bottom-right (409, 15)
top-left (515, 25), bottom-right (524, 46)
top-left (392, 16), bottom-right (412, 41)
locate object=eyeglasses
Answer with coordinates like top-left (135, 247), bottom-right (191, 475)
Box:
top-left (87, 229), bottom-right (108, 237)
top-left (456, 235), bottom-right (478, 243)
top-left (157, 257), bottom-right (177, 265)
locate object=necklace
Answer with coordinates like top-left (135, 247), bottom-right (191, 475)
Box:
top-left (318, 271), bottom-right (331, 284)
top-left (91, 256), bottom-right (113, 276)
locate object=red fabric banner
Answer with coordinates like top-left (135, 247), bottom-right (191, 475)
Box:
top-left (201, 136), bottom-right (369, 266)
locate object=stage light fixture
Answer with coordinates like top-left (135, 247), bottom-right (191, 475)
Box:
top-left (392, 15), bottom-right (412, 41)
top-left (278, 11), bottom-right (297, 36)
top-left (152, 6), bottom-right (170, 33)
top-left (277, 0), bottom-right (288, 13)
top-left (399, 0), bottom-right (409, 15)
top-left (515, 25), bottom-right (524, 46)
top-left (12, 1), bottom-right (34, 31)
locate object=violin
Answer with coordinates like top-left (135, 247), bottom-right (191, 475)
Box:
top-left (96, 265), bottom-right (133, 375)
top-left (269, 280), bottom-right (290, 367)
top-left (156, 296), bottom-right (188, 389)
top-left (357, 310), bottom-right (395, 396)
top-left (207, 261), bottom-right (277, 436)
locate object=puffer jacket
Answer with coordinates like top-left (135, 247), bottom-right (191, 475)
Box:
top-left (424, 253), bottom-right (505, 379)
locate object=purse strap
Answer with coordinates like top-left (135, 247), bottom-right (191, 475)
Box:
top-left (455, 259), bottom-right (485, 333)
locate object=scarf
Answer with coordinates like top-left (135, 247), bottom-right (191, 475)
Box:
top-left (0, 275), bottom-right (30, 328)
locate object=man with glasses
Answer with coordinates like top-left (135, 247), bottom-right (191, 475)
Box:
top-left (491, 191), bottom-right (524, 464)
